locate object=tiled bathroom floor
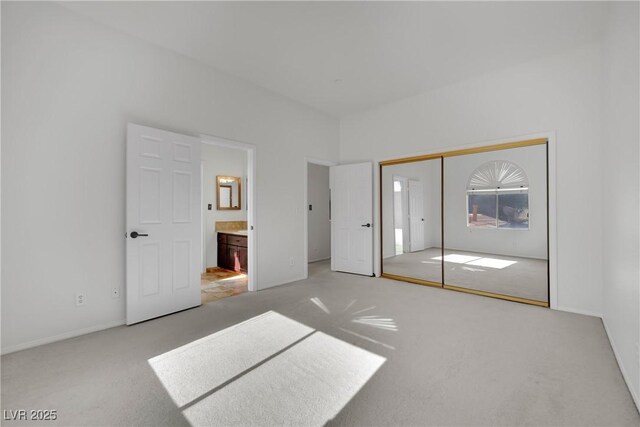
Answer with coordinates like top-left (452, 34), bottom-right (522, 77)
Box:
top-left (201, 268), bottom-right (248, 304)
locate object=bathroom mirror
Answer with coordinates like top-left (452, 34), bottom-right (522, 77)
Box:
top-left (216, 176), bottom-right (241, 210)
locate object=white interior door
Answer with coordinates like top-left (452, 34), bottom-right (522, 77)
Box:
top-left (409, 180), bottom-right (425, 252)
top-left (330, 162), bottom-right (373, 276)
top-left (126, 123), bottom-right (202, 325)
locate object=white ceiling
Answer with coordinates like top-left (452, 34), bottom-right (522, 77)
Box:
top-left (61, 1), bottom-right (608, 117)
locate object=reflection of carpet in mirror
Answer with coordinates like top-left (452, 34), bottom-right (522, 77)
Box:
top-left (201, 268), bottom-right (248, 304)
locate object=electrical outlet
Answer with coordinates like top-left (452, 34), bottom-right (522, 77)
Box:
top-left (112, 287), bottom-right (120, 299)
top-left (75, 293), bottom-right (85, 307)
top-left (289, 256), bottom-right (295, 267)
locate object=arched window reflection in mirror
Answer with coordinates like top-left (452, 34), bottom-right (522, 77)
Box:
top-left (466, 160), bottom-right (529, 230)
top-left (443, 144), bottom-right (548, 305)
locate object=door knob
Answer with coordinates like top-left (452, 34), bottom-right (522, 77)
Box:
top-left (361, 223), bottom-right (371, 228)
top-left (130, 231), bottom-right (149, 239)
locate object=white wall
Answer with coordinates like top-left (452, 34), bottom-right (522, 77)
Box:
top-left (341, 42), bottom-right (603, 315)
top-left (1, 2), bottom-right (339, 353)
top-left (307, 163), bottom-right (331, 262)
top-left (202, 144), bottom-right (247, 268)
top-left (601, 2), bottom-right (640, 408)
top-left (444, 144), bottom-right (547, 259)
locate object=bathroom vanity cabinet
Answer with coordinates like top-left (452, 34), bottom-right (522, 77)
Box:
top-left (217, 232), bottom-right (248, 273)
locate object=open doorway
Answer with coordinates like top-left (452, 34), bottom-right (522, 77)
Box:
top-left (392, 175), bottom-right (427, 256)
top-left (125, 124), bottom-right (256, 324)
top-left (305, 160), bottom-right (334, 277)
top-left (392, 176), bottom-right (408, 255)
top-left (200, 137), bottom-right (255, 303)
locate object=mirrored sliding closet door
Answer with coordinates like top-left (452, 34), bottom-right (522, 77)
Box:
top-left (381, 158), bottom-right (442, 286)
top-left (443, 144), bottom-right (548, 305)
top-left (380, 140), bottom-right (549, 307)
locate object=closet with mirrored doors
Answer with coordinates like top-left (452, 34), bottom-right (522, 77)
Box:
top-left (380, 139), bottom-right (549, 307)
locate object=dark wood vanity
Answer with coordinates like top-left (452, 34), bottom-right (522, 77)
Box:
top-left (217, 232), bottom-right (248, 273)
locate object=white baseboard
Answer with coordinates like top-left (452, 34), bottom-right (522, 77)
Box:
top-left (556, 305), bottom-right (602, 318)
top-left (1, 319), bottom-right (126, 355)
top-left (309, 256), bottom-right (330, 263)
top-left (602, 318), bottom-right (640, 412)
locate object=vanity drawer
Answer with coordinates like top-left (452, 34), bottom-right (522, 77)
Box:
top-left (227, 235), bottom-right (247, 247)
top-left (217, 233), bottom-right (227, 244)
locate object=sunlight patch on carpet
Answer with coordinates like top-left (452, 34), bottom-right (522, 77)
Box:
top-left (433, 254), bottom-right (517, 269)
top-left (310, 297), bottom-right (331, 314)
top-left (352, 315), bottom-right (398, 331)
top-left (466, 257), bottom-right (517, 269)
top-left (148, 311), bottom-right (312, 407)
top-left (149, 311), bottom-right (386, 426)
top-left (433, 254), bottom-right (481, 264)
top-left (182, 331), bottom-right (385, 426)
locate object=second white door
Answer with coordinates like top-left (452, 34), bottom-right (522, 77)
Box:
top-left (330, 162), bottom-right (373, 276)
top-left (409, 180), bottom-right (425, 252)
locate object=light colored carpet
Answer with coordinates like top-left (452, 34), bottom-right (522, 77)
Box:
top-left (1, 261), bottom-right (637, 426)
top-left (384, 247), bottom-right (548, 301)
